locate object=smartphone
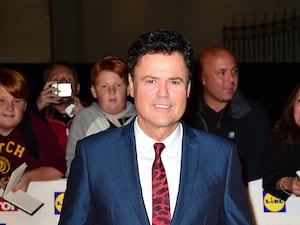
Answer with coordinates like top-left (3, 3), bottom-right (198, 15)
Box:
top-left (52, 83), bottom-right (72, 97)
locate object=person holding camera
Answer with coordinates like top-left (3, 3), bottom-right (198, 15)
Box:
top-left (32, 63), bottom-right (86, 157)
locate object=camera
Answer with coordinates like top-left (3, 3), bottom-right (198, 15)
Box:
top-left (51, 83), bottom-right (72, 97)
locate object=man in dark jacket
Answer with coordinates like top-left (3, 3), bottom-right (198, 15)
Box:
top-left (184, 47), bottom-right (271, 185)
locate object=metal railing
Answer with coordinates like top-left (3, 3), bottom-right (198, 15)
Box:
top-left (223, 9), bottom-right (300, 63)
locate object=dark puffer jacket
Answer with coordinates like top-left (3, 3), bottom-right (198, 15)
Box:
top-left (184, 88), bottom-right (271, 184)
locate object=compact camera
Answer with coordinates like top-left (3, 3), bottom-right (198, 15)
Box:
top-left (51, 83), bottom-right (72, 97)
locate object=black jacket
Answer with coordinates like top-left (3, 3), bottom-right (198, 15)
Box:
top-left (263, 128), bottom-right (300, 200)
top-left (184, 88), bottom-right (271, 184)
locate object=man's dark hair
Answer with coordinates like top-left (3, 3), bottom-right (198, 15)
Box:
top-left (127, 28), bottom-right (194, 80)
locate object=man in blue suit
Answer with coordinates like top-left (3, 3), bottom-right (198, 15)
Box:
top-left (59, 29), bottom-right (253, 225)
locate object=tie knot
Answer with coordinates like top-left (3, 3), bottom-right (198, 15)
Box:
top-left (154, 142), bottom-right (165, 157)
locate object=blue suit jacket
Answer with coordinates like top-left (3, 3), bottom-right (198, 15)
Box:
top-left (59, 120), bottom-right (253, 225)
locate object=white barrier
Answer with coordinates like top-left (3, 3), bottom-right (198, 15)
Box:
top-left (248, 178), bottom-right (300, 225)
top-left (0, 178), bottom-right (299, 225)
top-left (0, 179), bottom-right (66, 225)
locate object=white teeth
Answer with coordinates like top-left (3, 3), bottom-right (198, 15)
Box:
top-left (155, 104), bottom-right (169, 108)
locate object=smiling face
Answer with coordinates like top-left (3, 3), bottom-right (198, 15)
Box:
top-left (91, 70), bottom-right (128, 116)
top-left (129, 52), bottom-right (190, 140)
top-left (0, 85), bottom-right (26, 136)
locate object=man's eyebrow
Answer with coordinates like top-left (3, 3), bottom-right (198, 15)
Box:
top-left (140, 75), bottom-right (154, 79)
top-left (169, 76), bottom-right (185, 81)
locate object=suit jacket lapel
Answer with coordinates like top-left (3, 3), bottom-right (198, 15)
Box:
top-left (118, 122), bottom-right (150, 225)
top-left (117, 121), bottom-right (201, 225)
top-left (171, 123), bottom-right (201, 224)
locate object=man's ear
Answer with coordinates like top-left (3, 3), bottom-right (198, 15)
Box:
top-left (24, 102), bottom-right (27, 111)
top-left (187, 80), bottom-right (191, 98)
top-left (128, 73), bottom-right (134, 98)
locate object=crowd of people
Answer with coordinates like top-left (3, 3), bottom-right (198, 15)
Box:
top-left (0, 28), bottom-right (299, 224)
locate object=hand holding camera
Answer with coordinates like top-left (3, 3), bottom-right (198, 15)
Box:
top-left (36, 81), bottom-right (73, 111)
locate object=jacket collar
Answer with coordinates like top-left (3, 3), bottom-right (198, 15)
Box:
top-left (199, 88), bottom-right (251, 119)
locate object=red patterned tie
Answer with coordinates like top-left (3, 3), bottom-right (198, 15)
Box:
top-left (152, 143), bottom-right (171, 225)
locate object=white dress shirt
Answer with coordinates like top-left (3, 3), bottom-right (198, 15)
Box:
top-left (134, 118), bottom-right (182, 222)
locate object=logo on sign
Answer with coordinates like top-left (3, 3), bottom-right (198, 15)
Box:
top-left (263, 191), bottom-right (286, 212)
top-left (54, 192), bottom-right (65, 214)
top-left (0, 197), bottom-right (18, 212)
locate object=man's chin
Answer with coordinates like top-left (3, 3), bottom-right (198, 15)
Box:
top-left (223, 92), bottom-right (235, 100)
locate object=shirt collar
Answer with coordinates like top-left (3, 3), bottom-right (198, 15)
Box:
top-left (134, 117), bottom-right (182, 157)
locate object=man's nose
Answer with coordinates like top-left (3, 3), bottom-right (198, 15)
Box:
top-left (157, 82), bottom-right (169, 97)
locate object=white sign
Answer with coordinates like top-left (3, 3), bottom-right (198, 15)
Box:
top-left (0, 179), bottom-right (66, 225)
top-left (248, 179), bottom-right (300, 225)
top-left (1, 178), bottom-right (300, 225)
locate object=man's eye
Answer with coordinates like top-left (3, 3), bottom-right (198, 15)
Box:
top-left (50, 77), bottom-right (59, 82)
top-left (170, 80), bottom-right (180, 85)
top-left (146, 80), bottom-right (155, 84)
top-left (232, 68), bottom-right (238, 75)
top-left (217, 70), bottom-right (226, 76)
